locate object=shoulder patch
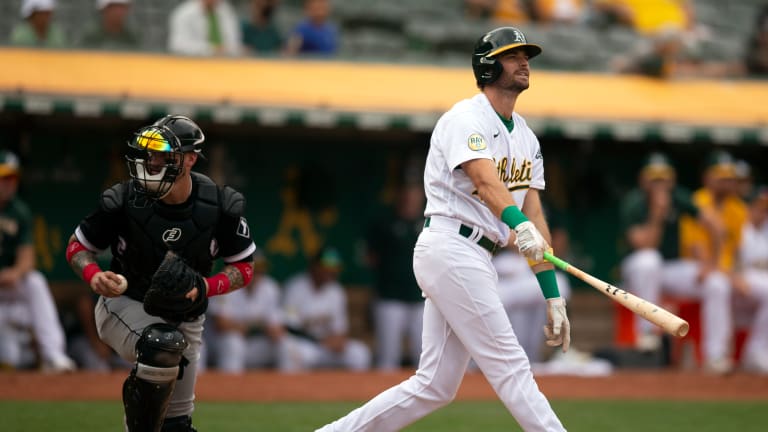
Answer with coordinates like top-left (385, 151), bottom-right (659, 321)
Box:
top-left (101, 182), bottom-right (128, 212)
top-left (220, 186), bottom-right (246, 217)
top-left (467, 133), bottom-right (487, 151)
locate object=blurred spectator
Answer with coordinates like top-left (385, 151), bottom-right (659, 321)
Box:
top-left (9, 0), bottom-right (67, 48)
top-left (281, 246), bottom-right (371, 371)
top-left (733, 186), bottom-right (768, 374)
top-left (611, 27), bottom-right (686, 78)
top-left (283, 0), bottom-right (338, 56)
top-left (679, 150), bottom-right (748, 373)
top-left (241, 0), bottom-right (284, 55)
top-left (492, 0), bottom-right (531, 24)
top-left (745, 5), bottom-right (768, 77)
top-left (208, 252), bottom-right (292, 373)
top-left (0, 150), bottom-right (75, 372)
top-left (591, 0), bottom-right (694, 36)
top-left (531, 0), bottom-right (587, 24)
top-left (611, 27), bottom-right (742, 79)
top-left (168, 0), bottom-right (242, 56)
top-left (365, 181), bottom-right (425, 371)
top-left (464, 0), bottom-right (495, 20)
top-left (79, 0), bottom-right (140, 51)
top-left (735, 159), bottom-right (754, 201)
top-left (618, 152), bottom-right (732, 374)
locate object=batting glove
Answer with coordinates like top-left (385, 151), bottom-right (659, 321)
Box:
top-left (514, 221), bottom-right (549, 261)
top-left (544, 297), bottom-right (571, 352)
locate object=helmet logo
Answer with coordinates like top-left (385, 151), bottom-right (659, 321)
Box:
top-left (162, 228), bottom-right (183, 242)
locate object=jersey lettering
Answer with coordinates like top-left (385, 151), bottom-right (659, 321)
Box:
top-left (496, 157), bottom-right (533, 185)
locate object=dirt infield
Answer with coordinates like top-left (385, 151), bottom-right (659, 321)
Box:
top-left (1, 369), bottom-right (767, 402)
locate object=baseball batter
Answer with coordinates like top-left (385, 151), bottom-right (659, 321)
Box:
top-left (66, 115), bottom-right (256, 431)
top-left (316, 27), bottom-right (569, 432)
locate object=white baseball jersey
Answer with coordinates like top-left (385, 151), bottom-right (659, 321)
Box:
top-left (424, 93), bottom-right (545, 245)
top-left (282, 273), bottom-right (348, 341)
top-left (208, 275), bottom-right (283, 327)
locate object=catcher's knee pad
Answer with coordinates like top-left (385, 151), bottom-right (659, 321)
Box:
top-left (135, 323), bottom-right (188, 377)
top-left (123, 324), bottom-right (187, 432)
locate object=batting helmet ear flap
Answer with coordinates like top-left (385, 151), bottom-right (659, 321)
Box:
top-left (473, 55), bottom-right (504, 85)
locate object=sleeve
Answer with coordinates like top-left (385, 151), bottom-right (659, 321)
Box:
top-left (215, 212), bottom-right (256, 263)
top-left (675, 188), bottom-right (700, 218)
top-left (529, 135), bottom-right (546, 191)
top-left (75, 207), bottom-right (121, 252)
top-left (14, 200), bottom-right (33, 246)
top-left (330, 285), bottom-right (349, 335)
top-left (438, 111), bottom-right (495, 171)
top-left (264, 279), bottom-right (284, 326)
top-left (281, 277), bottom-right (303, 328)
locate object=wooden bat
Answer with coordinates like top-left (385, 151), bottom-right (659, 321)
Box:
top-left (544, 251), bottom-right (689, 338)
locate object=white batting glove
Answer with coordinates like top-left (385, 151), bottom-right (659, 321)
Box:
top-left (514, 221), bottom-right (548, 261)
top-left (543, 297), bottom-right (571, 352)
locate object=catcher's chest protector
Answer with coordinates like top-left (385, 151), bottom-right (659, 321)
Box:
top-left (118, 173), bottom-right (220, 299)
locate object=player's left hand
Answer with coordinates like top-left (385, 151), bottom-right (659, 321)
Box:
top-left (544, 297), bottom-right (570, 352)
top-left (514, 221), bottom-right (549, 261)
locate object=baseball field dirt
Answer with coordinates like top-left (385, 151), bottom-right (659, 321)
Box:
top-left (1, 369), bottom-right (766, 402)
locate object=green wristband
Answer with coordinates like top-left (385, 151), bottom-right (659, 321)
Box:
top-left (501, 205), bottom-right (529, 228)
top-left (535, 269), bottom-right (561, 299)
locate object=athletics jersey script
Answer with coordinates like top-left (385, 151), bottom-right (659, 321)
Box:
top-left (423, 93), bottom-right (545, 246)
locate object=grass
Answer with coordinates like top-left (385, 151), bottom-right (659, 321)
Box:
top-left (2, 399), bottom-right (766, 431)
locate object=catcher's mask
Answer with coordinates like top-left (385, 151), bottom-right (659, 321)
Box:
top-left (126, 115), bottom-right (204, 200)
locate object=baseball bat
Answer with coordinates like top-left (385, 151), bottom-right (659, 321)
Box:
top-left (543, 251), bottom-right (689, 338)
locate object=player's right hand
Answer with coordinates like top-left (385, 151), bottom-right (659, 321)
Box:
top-left (90, 271), bottom-right (126, 298)
top-left (513, 221), bottom-right (548, 261)
top-left (544, 297), bottom-right (571, 352)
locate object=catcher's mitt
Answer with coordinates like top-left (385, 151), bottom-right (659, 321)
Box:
top-left (144, 251), bottom-right (208, 322)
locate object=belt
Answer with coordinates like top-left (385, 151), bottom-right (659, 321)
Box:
top-left (424, 217), bottom-right (500, 254)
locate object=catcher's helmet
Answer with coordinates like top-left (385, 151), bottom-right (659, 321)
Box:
top-left (472, 27), bottom-right (542, 85)
top-left (126, 115), bottom-right (205, 200)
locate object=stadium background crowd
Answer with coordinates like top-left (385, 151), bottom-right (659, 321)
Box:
top-left (1, 0), bottom-right (767, 376)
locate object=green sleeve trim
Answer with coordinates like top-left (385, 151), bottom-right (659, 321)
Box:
top-left (501, 205), bottom-right (528, 228)
top-left (535, 269), bottom-right (561, 299)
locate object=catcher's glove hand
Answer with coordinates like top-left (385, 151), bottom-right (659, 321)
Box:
top-left (144, 251), bottom-right (208, 322)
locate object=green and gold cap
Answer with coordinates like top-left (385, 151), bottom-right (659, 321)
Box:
top-left (0, 150), bottom-right (20, 177)
top-left (640, 152), bottom-right (675, 180)
top-left (705, 150), bottom-right (738, 179)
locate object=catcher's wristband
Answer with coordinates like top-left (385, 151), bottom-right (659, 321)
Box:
top-left (82, 263), bottom-right (102, 285)
top-left (501, 205), bottom-right (529, 228)
top-left (527, 247), bottom-right (554, 267)
top-left (206, 273), bottom-right (231, 297)
top-left (205, 261), bottom-right (254, 297)
top-left (535, 269), bottom-right (560, 299)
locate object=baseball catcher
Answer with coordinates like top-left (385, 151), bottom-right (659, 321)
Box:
top-left (66, 114), bottom-right (256, 432)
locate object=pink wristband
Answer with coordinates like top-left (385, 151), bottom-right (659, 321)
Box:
top-left (206, 273), bottom-right (231, 297)
top-left (82, 263), bottom-right (101, 284)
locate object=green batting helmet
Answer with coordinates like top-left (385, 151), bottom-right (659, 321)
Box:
top-left (472, 27), bottom-right (542, 85)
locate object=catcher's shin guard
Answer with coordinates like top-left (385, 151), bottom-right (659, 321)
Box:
top-left (123, 323), bottom-right (187, 432)
top-left (161, 415), bottom-right (197, 432)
